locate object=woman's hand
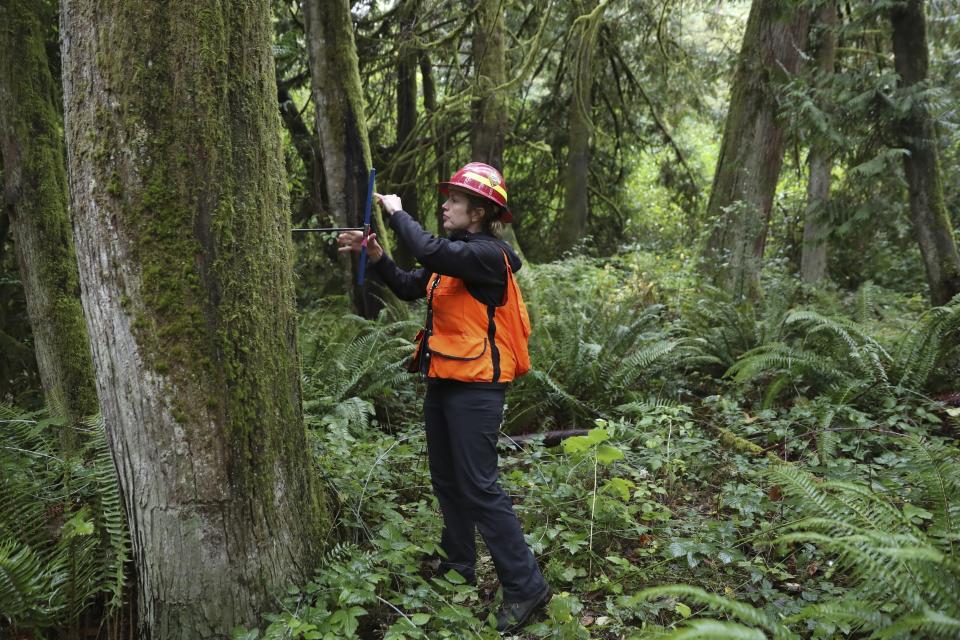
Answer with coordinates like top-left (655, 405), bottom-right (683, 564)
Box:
top-left (375, 193), bottom-right (402, 215)
top-left (337, 230), bottom-right (383, 263)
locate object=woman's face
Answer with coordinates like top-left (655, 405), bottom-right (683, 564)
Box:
top-left (441, 189), bottom-right (482, 234)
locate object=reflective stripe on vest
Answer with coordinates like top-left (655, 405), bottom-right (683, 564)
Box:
top-left (422, 252), bottom-right (531, 383)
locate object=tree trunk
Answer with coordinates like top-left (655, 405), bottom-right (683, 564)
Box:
top-left (59, 1), bottom-right (331, 636)
top-left (420, 51), bottom-right (447, 233)
top-left (420, 52), bottom-right (446, 232)
top-left (303, 0), bottom-right (390, 317)
top-left (278, 83), bottom-right (327, 227)
top-left (700, 0), bottom-right (811, 300)
top-left (471, 0), bottom-right (524, 259)
top-left (0, 0), bottom-right (97, 433)
top-left (890, 0), bottom-right (960, 306)
top-left (392, 0), bottom-right (421, 268)
top-left (558, 0), bottom-right (603, 254)
top-left (800, 2), bottom-right (837, 285)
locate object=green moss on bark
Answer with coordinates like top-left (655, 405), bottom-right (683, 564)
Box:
top-left (0, 0), bottom-right (98, 432)
top-left (80, 0), bottom-right (329, 538)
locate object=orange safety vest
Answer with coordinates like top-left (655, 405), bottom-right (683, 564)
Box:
top-left (415, 252), bottom-right (531, 383)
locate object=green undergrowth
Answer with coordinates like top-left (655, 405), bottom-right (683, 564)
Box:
top-left (0, 407), bottom-right (128, 635)
top-left (3, 253), bottom-right (957, 637)
top-left (240, 254), bottom-right (959, 638)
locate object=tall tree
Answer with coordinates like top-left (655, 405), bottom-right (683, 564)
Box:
top-left (0, 0), bottom-right (96, 432)
top-left (392, 0), bottom-right (422, 268)
top-left (471, 0), bottom-right (524, 256)
top-left (420, 51), bottom-right (449, 232)
top-left (801, 2), bottom-right (837, 284)
top-left (59, 1), bottom-right (331, 635)
top-left (890, 0), bottom-right (960, 306)
top-left (700, 0), bottom-right (811, 300)
top-left (558, 0), bottom-right (603, 254)
top-left (303, 0), bottom-right (391, 316)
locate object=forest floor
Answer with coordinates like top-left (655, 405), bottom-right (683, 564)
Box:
top-left (248, 386), bottom-right (956, 639)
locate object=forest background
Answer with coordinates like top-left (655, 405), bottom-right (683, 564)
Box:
top-left (1, 0), bottom-right (959, 638)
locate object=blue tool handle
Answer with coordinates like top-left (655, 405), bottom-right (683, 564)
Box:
top-left (357, 167), bottom-right (376, 286)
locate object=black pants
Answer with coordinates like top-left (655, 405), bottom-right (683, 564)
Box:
top-left (424, 380), bottom-right (546, 602)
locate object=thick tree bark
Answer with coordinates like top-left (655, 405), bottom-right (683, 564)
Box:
top-left (891, 0), bottom-right (960, 306)
top-left (0, 0), bottom-right (97, 432)
top-left (471, 0), bottom-right (524, 258)
top-left (801, 2), bottom-right (837, 284)
top-left (59, 1), bottom-right (331, 637)
top-left (558, 0), bottom-right (603, 254)
top-left (303, 0), bottom-right (390, 317)
top-left (700, 0), bottom-right (811, 300)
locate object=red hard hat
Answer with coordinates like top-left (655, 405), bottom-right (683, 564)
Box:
top-left (438, 162), bottom-right (512, 223)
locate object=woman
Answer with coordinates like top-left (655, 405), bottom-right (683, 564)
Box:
top-left (338, 162), bottom-right (551, 633)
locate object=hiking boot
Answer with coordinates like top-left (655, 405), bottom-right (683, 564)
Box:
top-left (495, 584), bottom-right (552, 634)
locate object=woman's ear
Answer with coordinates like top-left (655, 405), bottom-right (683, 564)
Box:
top-left (470, 206), bottom-right (487, 223)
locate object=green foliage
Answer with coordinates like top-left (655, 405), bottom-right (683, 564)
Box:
top-left (893, 295), bottom-right (960, 390)
top-left (678, 281), bottom-right (797, 375)
top-left (506, 256), bottom-right (686, 430)
top-left (299, 299), bottom-right (422, 428)
top-left (0, 406), bottom-right (128, 632)
top-left (719, 289), bottom-right (960, 406)
top-left (772, 439), bottom-right (960, 632)
top-left (642, 438), bottom-right (960, 639)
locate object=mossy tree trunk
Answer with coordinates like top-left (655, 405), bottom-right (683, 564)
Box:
top-left (471, 0), bottom-right (524, 258)
top-left (303, 0), bottom-right (390, 317)
top-left (59, 1), bottom-right (331, 636)
top-left (890, 0), bottom-right (960, 306)
top-left (700, 0), bottom-right (811, 300)
top-left (0, 0), bottom-right (97, 434)
top-left (801, 2), bottom-right (837, 285)
top-left (558, 0), bottom-right (603, 255)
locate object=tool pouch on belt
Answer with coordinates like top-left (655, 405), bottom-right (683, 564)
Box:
top-left (406, 329), bottom-right (425, 373)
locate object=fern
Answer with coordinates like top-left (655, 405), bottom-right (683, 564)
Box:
top-left (768, 449), bottom-right (960, 635)
top-left (678, 285), bottom-right (792, 373)
top-left (892, 296), bottom-right (960, 391)
top-left (874, 609), bottom-right (960, 639)
top-left (637, 442), bottom-right (960, 639)
top-left (509, 262), bottom-right (684, 424)
top-left (0, 406), bottom-right (129, 631)
top-left (659, 620), bottom-right (769, 640)
top-left (634, 584), bottom-right (796, 639)
top-left (300, 311), bottom-right (421, 429)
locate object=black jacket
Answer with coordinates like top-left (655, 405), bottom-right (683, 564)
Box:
top-left (373, 210), bottom-right (522, 306)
